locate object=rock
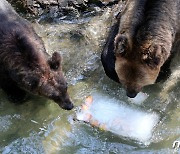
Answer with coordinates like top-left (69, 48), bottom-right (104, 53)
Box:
top-left (7, 0), bottom-right (119, 21)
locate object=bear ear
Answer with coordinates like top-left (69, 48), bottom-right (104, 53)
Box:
top-left (114, 35), bottom-right (128, 56)
top-left (142, 44), bottom-right (162, 68)
top-left (142, 54), bottom-right (161, 68)
top-left (48, 52), bottom-right (62, 71)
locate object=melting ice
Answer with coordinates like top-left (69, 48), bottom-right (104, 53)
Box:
top-left (76, 93), bottom-right (159, 144)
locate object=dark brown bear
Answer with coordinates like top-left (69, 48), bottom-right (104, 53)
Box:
top-left (0, 0), bottom-right (73, 110)
top-left (102, 0), bottom-right (180, 98)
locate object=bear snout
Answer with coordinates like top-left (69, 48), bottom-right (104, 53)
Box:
top-left (62, 101), bottom-right (74, 110)
top-left (55, 95), bottom-right (74, 110)
top-left (126, 89), bottom-right (138, 98)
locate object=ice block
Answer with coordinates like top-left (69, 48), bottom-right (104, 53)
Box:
top-left (128, 92), bottom-right (149, 105)
top-left (76, 93), bottom-right (159, 143)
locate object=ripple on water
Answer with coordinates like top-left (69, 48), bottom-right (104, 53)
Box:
top-left (2, 132), bottom-right (44, 154)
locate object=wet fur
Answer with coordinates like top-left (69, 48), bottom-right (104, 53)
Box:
top-left (0, 0), bottom-right (73, 110)
top-left (101, 0), bottom-right (180, 97)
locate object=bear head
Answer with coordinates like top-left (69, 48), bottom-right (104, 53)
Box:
top-left (1, 23), bottom-right (74, 110)
top-left (37, 52), bottom-right (74, 110)
top-left (114, 35), bottom-right (168, 98)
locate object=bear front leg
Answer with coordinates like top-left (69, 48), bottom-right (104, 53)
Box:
top-left (1, 79), bottom-right (27, 103)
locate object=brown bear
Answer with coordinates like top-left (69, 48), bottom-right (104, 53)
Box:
top-left (101, 0), bottom-right (180, 98)
top-left (0, 0), bottom-right (74, 110)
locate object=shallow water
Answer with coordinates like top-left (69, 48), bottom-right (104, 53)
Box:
top-left (0, 8), bottom-right (180, 154)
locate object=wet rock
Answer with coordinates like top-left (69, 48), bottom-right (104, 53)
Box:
top-left (7, 0), bottom-right (119, 21)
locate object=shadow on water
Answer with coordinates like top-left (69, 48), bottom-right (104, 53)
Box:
top-left (0, 5), bottom-right (180, 154)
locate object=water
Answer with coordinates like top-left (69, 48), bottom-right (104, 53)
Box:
top-left (0, 7), bottom-right (180, 154)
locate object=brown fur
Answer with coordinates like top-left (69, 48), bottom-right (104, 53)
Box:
top-left (102, 0), bottom-right (180, 98)
top-left (114, 0), bottom-right (148, 54)
top-left (0, 0), bottom-right (73, 110)
top-left (115, 0), bottom-right (179, 97)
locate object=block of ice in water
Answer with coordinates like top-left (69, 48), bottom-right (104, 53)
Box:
top-left (76, 93), bottom-right (159, 144)
top-left (128, 92), bottom-right (149, 105)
